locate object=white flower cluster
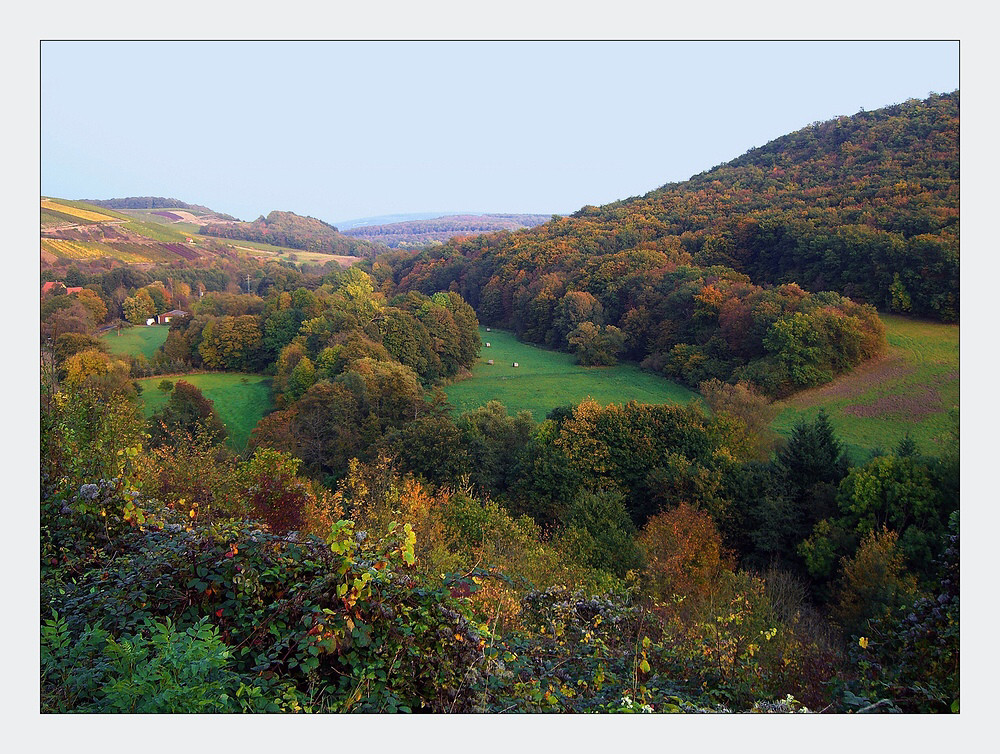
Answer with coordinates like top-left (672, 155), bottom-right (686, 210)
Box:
top-left (750, 693), bottom-right (810, 713)
top-left (619, 695), bottom-right (654, 713)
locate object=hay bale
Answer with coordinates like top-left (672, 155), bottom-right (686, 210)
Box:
top-left (512, 362), bottom-right (519, 367)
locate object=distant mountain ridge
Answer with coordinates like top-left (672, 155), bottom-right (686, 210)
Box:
top-left (335, 212), bottom-right (468, 230)
top-left (343, 213), bottom-right (554, 248)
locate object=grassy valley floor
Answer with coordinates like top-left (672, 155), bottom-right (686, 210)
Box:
top-left (448, 317), bottom-right (959, 462)
top-left (444, 327), bottom-right (700, 421)
top-left (101, 325), bottom-right (170, 360)
top-left (135, 373), bottom-right (273, 451)
top-left (106, 316), bottom-right (957, 460)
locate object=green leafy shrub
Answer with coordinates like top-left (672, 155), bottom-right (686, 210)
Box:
top-left (95, 618), bottom-right (245, 713)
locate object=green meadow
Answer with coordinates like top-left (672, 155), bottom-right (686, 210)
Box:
top-left (101, 325), bottom-right (170, 360)
top-left (99, 327), bottom-right (273, 450)
top-left (136, 373), bottom-right (273, 451)
top-left (444, 328), bottom-right (700, 421)
top-left (772, 314), bottom-right (959, 461)
top-left (103, 314), bottom-right (955, 460)
top-left (447, 318), bottom-right (958, 463)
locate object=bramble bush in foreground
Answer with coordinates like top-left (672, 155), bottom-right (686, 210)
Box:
top-left (42, 470), bottom-right (841, 714)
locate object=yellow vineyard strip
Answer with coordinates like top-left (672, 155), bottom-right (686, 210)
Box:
top-left (40, 238), bottom-right (151, 263)
top-left (40, 199), bottom-right (117, 223)
top-left (41, 239), bottom-right (104, 260)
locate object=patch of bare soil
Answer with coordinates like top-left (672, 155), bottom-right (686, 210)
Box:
top-left (782, 352), bottom-right (917, 407)
top-left (179, 211), bottom-right (240, 225)
top-left (327, 255), bottom-right (358, 268)
top-left (167, 211), bottom-right (203, 224)
top-left (842, 387), bottom-right (943, 420)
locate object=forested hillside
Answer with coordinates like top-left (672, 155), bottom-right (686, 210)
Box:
top-left (201, 210), bottom-right (386, 258)
top-left (380, 93), bottom-right (957, 398)
top-left (343, 213), bottom-right (553, 248)
top-left (594, 91), bottom-right (959, 321)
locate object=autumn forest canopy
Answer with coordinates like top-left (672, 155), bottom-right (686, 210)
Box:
top-left (39, 92), bottom-right (959, 714)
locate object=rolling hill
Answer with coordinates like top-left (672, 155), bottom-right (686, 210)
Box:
top-left (40, 197), bottom-right (366, 273)
top-left (40, 197), bottom-right (211, 265)
top-left (576, 92), bottom-right (960, 321)
top-left (199, 210), bottom-right (385, 258)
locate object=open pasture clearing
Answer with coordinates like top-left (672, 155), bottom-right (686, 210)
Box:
top-left (136, 373), bottom-right (273, 451)
top-left (235, 242), bottom-right (360, 268)
top-left (101, 325), bottom-right (171, 360)
top-left (444, 327), bottom-right (699, 421)
top-left (274, 250), bottom-right (359, 267)
top-left (446, 318), bottom-right (958, 462)
top-left (772, 314), bottom-right (959, 461)
top-left (100, 327), bottom-right (274, 450)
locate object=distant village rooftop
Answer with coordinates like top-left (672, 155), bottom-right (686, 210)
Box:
top-left (41, 281), bottom-right (83, 295)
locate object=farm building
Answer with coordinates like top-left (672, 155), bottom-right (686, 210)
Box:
top-left (486, 342), bottom-right (491, 347)
top-left (487, 359), bottom-right (494, 365)
top-left (158, 309), bottom-right (188, 324)
top-left (512, 362), bottom-right (519, 368)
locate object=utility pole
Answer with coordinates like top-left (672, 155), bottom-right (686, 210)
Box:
top-left (246, 274), bottom-right (251, 294)
top-left (45, 327), bottom-right (57, 392)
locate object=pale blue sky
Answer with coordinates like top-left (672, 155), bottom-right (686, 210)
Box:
top-left (41, 41), bottom-right (958, 223)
